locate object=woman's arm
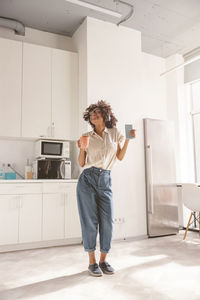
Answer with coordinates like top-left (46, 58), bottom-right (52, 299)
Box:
top-left (78, 149), bottom-right (87, 167)
top-left (116, 129), bottom-right (136, 161)
top-left (77, 139), bottom-right (87, 167)
top-left (116, 139), bottom-right (130, 161)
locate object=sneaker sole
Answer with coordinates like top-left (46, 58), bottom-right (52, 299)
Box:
top-left (88, 269), bottom-right (103, 277)
top-left (100, 269), bottom-right (115, 275)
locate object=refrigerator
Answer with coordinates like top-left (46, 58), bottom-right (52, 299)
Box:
top-left (144, 118), bottom-right (179, 237)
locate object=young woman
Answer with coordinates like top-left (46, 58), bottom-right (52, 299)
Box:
top-left (77, 100), bottom-right (136, 277)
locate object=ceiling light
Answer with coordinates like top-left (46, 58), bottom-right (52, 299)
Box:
top-left (65, 0), bottom-right (122, 18)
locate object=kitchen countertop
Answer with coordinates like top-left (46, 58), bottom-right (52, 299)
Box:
top-left (0, 179), bottom-right (78, 183)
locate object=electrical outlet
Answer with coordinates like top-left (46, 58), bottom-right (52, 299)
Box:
top-left (114, 217), bottom-right (125, 224)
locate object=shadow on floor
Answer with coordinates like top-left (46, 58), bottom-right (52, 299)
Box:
top-left (0, 257), bottom-right (173, 300)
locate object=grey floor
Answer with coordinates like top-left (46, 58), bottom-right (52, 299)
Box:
top-left (0, 230), bottom-right (200, 300)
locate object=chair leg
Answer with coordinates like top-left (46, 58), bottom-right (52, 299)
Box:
top-left (199, 212), bottom-right (200, 236)
top-left (183, 212), bottom-right (193, 240)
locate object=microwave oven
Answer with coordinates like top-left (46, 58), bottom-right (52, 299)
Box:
top-left (33, 158), bottom-right (71, 179)
top-left (35, 139), bottom-right (69, 159)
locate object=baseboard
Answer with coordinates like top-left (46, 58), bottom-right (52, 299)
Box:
top-left (0, 238), bottom-right (82, 253)
top-left (112, 234), bottom-right (148, 243)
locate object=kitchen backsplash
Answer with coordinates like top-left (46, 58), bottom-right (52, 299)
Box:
top-left (0, 139), bottom-right (81, 180)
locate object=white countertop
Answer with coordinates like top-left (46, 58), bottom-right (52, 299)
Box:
top-left (0, 179), bottom-right (78, 183)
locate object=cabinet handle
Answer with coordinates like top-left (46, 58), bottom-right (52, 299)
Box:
top-left (51, 122), bottom-right (55, 138)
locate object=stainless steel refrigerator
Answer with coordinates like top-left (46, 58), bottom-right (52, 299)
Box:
top-left (144, 118), bottom-right (179, 237)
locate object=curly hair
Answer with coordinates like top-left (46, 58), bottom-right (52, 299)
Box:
top-left (83, 100), bottom-right (118, 128)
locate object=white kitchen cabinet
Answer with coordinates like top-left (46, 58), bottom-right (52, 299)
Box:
top-left (0, 183), bottom-right (43, 245)
top-left (0, 38), bottom-right (22, 137)
top-left (52, 49), bottom-right (78, 140)
top-left (21, 43), bottom-right (78, 140)
top-left (0, 181), bottom-right (80, 251)
top-left (65, 183), bottom-right (81, 238)
top-left (19, 194), bottom-right (42, 243)
top-left (43, 193), bottom-right (65, 240)
top-left (0, 195), bottom-right (19, 245)
top-left (43, 182), bottom-right (81, 240)
top-left (22, 43), bottom-right (52, 138)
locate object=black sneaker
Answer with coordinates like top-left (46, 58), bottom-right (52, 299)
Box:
top-left (99, 261), bottom-right (115, 275)
top-left (88, 263), bottom-right (103, 277)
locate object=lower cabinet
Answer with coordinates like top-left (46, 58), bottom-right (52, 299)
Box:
top-left (0, 195), bottom-right (19, 245)
top-left (0, 182), bottom-right (81, 249)
top-left (42, 182), bottom-right (81, 240)
top-left (65, 184), bottom-right (82, 239)
top-left (43, 193), bottom-right (65, 240)
top-left (19, 194), bottom-right (42, 243)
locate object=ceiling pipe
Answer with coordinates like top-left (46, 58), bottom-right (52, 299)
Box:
top-left (114, 0), bottom-right (134, 26)
top-left (0, 16), bottom-right (25, 36)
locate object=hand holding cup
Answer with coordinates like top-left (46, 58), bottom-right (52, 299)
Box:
top-left (78, 136), bottom-right (89, 149)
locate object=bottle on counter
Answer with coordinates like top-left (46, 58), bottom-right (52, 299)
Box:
top-left (5, 164), bottom-right (16, 180)
top-left (25, 159), bottom-right (33, 179)
top-left (0, 163), bottom-right (5, 180)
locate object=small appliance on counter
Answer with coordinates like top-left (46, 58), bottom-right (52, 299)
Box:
top-left (33, 158), bottom-right (71, 179)
top-left (33, 139), bottom-right (71, 180)
top-left (35, 139), bottom-right (70, 159)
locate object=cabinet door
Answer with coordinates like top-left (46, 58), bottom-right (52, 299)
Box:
top-left (52, 49), bottom-right (78, 139)
top-left (19, 194), bottom-right (42, 243)
top-left (22, 43), bottom-right (51, 138)
top-left (0, 195), bottom-right (19, 245)
top-left (65, 184), bottom-right (81, 239)
top-left (43, 193), bottom-right (65, 240)
top-left (0, 38), bottom-right (22, 137)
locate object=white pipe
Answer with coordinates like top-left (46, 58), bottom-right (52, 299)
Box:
top-left (65, 0), bottom-right (122, 18)
top-left (0, 17), bottom-right (25, 36)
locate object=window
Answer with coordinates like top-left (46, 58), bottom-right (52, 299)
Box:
top-left (190, 81), bottom-right (200, 182)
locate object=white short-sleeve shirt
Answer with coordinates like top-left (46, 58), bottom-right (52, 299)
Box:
top-left (82, 127), bottom-right (124, 170)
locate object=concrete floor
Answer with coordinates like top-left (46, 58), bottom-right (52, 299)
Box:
top-left (0, 230), bottom-right (200, 300)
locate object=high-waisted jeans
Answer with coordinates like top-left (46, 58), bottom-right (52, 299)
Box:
top-left (76, 166), bottom-right (114, 253)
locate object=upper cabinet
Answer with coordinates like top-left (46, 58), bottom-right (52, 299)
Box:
top-left (0, 38), bottom-right (22, 137)
top-left (21, 43), bottom-right (78, 140)
top-left (22, 43), bottom-right (52, 138)
top-left (52, 49), bottom-right (78, 140)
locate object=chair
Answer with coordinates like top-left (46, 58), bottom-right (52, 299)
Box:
top-left (182, 183), bottom-right (200, 240)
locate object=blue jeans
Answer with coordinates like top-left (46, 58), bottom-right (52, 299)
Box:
top-left (77, 166), bottom-right (114, 253)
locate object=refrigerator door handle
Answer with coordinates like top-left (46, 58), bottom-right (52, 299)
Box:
top-left (146, 145), bottom-right (154, 214)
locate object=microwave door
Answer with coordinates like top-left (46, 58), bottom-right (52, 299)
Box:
top-left (51, 160), bottom-right (65, 179)
top-left (42, 141), bottom-right (63, 157)
top-left (38, 160), bottom-right (51, 179)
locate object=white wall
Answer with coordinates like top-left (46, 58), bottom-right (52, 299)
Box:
top-left (73, 17), bottom-right (168, 239)
top-left (73, 19), bottom-right (88, 136)
top-left (0, 26), bottom-right (75, 52)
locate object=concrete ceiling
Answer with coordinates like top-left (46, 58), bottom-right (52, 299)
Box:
top-left (0, 0), bottom-right (200, 58)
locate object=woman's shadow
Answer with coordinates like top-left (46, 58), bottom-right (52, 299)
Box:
top-left (0, 270), bottom-right (90, 300)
